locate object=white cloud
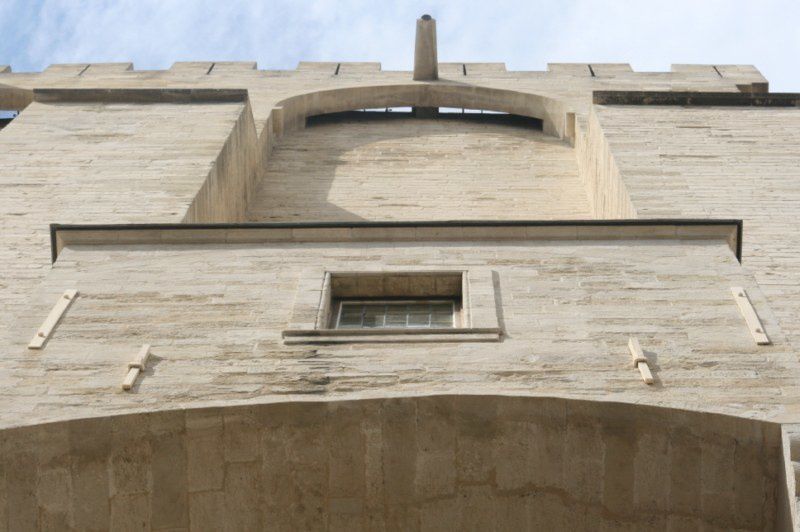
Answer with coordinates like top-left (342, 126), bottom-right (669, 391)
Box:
top-left (0, 0), bottom-right (797, 90)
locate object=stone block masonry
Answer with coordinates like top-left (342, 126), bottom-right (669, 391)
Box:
top-left (0, 396), bottom-right (782, 530)
top-left (3, 239), bottom-right (796, 427)
top-left (0, 21), bottom-right (798, 527)
top-left (0, 96), bottom-right (257, 354)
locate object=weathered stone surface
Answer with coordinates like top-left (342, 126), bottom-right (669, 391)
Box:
top-left (590, 106), bottom-right (800, 360)
top-left (0, 396), bottom-right (783, 531)
top-left (246, 117), bottom-right (590, 222)
top-left (0, 27), bottom-right (797, 529)
top-left (0, 98), bottom-right (257, 359)
top-left (1, 239), bottom-right (796, 427)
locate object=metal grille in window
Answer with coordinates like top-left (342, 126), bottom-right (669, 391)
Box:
top-left (335, 301), bottom-right (455, 329)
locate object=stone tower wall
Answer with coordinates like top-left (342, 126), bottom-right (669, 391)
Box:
top-left (1, 58), bottom-right (798, 529)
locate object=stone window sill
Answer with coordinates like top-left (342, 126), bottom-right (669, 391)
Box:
top-left (282, 327), bottom-right (501, 344)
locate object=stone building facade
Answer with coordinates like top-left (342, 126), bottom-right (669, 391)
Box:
top-left (1, 15), bottom-right (800, 531)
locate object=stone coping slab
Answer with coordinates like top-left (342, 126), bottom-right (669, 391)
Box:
top-left (51, 219), bottom-right (742, 262)
top-left (593, 90), bottom-right (800, 106)
top-left (33, 87), bottom-right (249, 104)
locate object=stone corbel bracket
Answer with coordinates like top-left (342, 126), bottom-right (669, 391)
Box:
top-left (730, 287), bottom-right (771, 345)
top-left (28, 289), bottom-right (78, 349)
top-left (628, 337), bottom-right (654, 385)
top-left (122, 344), bottom-right (151, 391)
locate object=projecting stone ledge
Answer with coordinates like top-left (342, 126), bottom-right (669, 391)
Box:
top-left (593, 90), bottom-right (799, 106)
top-left (48, 220), bottom-right (743, 263)
top-left (32, 88), bottom-right (249, 104)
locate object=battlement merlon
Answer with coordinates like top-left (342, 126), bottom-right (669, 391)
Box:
top-left (0, 60), bottom-right (768, 85)
top-left (0, 59), bottom-right (771, 142)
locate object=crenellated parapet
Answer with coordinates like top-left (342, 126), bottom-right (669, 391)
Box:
top-left (0, 59), bottom-right (769, 84)
top-left (1, 15), bottom-right (800, 529)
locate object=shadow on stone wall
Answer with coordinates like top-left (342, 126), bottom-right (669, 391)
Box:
top-left (0, 395), bottom-right (783, 530)
top-left (247, 116), bottom-right (583, 223)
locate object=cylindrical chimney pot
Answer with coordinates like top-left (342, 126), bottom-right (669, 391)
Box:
top-left (413, 14), bottom-right (438, 81)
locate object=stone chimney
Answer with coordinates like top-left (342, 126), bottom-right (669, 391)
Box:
top-left (413, 14), bottom-right (438, 81)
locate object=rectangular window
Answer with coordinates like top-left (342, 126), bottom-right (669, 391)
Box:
top-left (284, 268), bottom-right (501, 343)
top-left (335, 300), bottom-right (456, 329)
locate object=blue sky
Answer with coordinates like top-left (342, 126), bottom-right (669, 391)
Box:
top-left (1, 0), bottom-right (798, 90)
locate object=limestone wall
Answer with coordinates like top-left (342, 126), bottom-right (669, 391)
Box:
top-left (0, 60), bottom-right (794, 530)
top-left (247, 117), bottom-right (590, 222)
top-left (183, 99), bottom-right (259, 223)
top-left (594, 106), bottom-right (800, 353)
top-left (3, 239), bottom-right (798, 428)
top-left (0, 396), bottom-right (782, 531)
top-left (0, 100), bottom-right (250, 349)
top-left (574, 110), bottom-right (636, 218)
top-left (0, 82), bottom-right (32, 110)
top-left (0, 61), bottom-right (764, 146)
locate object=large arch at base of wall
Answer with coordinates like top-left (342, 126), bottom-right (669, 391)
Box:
top-left (269, 83), bottom-right (568, 141)
top-left (0, 395), bottom-right (788, 530)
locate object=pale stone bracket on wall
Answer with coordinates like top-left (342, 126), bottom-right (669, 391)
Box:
top-left (28, 289), bottom-right (78, 349)
top-left (122, 344), bottom-right (151, 391)
top-left (731, 287), bottom-right (771, 345)
top-left (628, 337), bottom-right (654, 385)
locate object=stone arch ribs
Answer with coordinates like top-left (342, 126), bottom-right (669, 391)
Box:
top-left (269, 83), bottom-right (569, 140)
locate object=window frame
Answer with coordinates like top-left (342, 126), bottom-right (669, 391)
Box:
top-left (283, 268), bottom-right (501, 344)
top-left (333, 298), bottom-right (460, 330)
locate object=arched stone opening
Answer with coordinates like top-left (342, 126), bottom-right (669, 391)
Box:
top-left (247, 110), bottom-right (589, 222)
top-left (0, 83), bottom-right (33, 131)
top-left (0, 396), bottom-right (784, 530)
top-left (270, 83), bottom-right (568, 140)
top-left (0, 82), bottom-right (33, 113)
top-left (251, 85), bottom-right (583, 222)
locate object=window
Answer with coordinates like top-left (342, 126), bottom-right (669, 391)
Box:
top-left (335, 300), bottom-right (456, 329)
top-left (283, 269), bottom-right (501, 343)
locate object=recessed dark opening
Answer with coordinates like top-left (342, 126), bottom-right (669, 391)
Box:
top-left (0, 110), bottom-right (18, 130)
top-left (306, 108), bottom-right (543, 129)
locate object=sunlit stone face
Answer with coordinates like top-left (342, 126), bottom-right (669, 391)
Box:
top-left (248, 116), bottom-right (589, 222)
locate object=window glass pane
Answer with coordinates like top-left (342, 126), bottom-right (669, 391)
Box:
top-left (384, 304), bottom-right (408, 327)
top-left (407, 304), bottom-right (431, 327)
top-left (430, 303), bottom-right (454, 327)
top-left (431, 302), bottom-right (453, 314)
top-left (338, 304), bottom-right (363, 328)
top-left (362, 304), bottom-right (386, 328)
top-left (336, 300), bottom-right (455, 329)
